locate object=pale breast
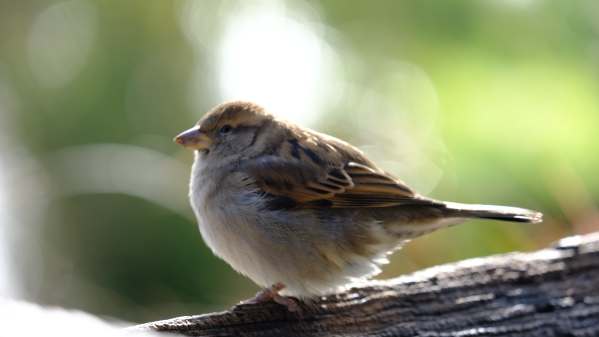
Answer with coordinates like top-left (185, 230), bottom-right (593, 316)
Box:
top-left (190, 156), bottom-right (287, 289)
top-left (189, 155), bottom-right (407, 297)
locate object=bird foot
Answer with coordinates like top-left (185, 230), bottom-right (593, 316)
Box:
top-left (242, 282), bottom-right (301, 313)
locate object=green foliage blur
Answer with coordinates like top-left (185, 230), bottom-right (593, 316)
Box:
top-left (0, 0), bottom-right (597, 323)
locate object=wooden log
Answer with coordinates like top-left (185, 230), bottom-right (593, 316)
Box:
top-left (132, 233), bottom-right (599, 337)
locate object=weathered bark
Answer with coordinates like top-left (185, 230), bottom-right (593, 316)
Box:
top-left (133, 233), bottom-right (599, 337)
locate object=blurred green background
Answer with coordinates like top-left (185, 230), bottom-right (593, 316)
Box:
top-left (0, 0), bottom-right (597, 324)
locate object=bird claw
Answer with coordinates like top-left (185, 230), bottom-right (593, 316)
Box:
top-left (241, 283), bottom-right (302, 313)
top-left (272, 294), bottom-right (301, 313)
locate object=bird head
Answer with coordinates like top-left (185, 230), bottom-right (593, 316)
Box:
top-left (174, 101), bottom-right (275, 157)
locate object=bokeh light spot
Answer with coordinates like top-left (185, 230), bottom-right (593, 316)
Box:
top-left (28, 0), bottom-right (97, 88)
top-left (216, 2), bottom-right (341, 125)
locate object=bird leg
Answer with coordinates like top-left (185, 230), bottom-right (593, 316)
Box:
top-left (243, 282), bottom-right (301, 312)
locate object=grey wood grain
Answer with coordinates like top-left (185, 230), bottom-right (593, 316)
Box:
top-left (132, 233), bottom-right (599, 337)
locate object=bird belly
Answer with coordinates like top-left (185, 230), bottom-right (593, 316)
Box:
top-left (193, 189), bottom-right (401, 296)
top-left (190, 162), bottom-right (407, 297)
top-left (191, 174), bottom-right (296, 292)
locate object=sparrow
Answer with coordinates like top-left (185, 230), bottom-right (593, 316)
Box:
top-left (174, 101), bottom-right (542, 312)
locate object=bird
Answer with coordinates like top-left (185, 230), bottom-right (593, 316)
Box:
top-left (174, 101), bottom-right (542, 312)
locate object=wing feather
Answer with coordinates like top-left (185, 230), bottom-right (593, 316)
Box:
top-left (242, 129), bottom-right (421, 209)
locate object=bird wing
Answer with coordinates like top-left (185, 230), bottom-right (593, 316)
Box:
top-left (242, 134), bottom-right (423, 208)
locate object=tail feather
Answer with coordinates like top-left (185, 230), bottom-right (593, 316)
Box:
top-left (441, 202), bottom-right (543, 224)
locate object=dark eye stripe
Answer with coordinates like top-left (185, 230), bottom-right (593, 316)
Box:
top-left (219, 125), bottom-right (232, 134)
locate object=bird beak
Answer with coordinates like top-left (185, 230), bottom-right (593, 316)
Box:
top-left (174, 126), bottom-right (212, 150)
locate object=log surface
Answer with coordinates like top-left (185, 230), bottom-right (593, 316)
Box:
top-left (133, 233), bottom-right (599, 337)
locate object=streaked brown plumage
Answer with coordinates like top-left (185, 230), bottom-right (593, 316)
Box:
top-left (175, 101), bottom-right (542, 311)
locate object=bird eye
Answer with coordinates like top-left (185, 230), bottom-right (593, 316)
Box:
top-left (219, 125), bottom-right (233, 134)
